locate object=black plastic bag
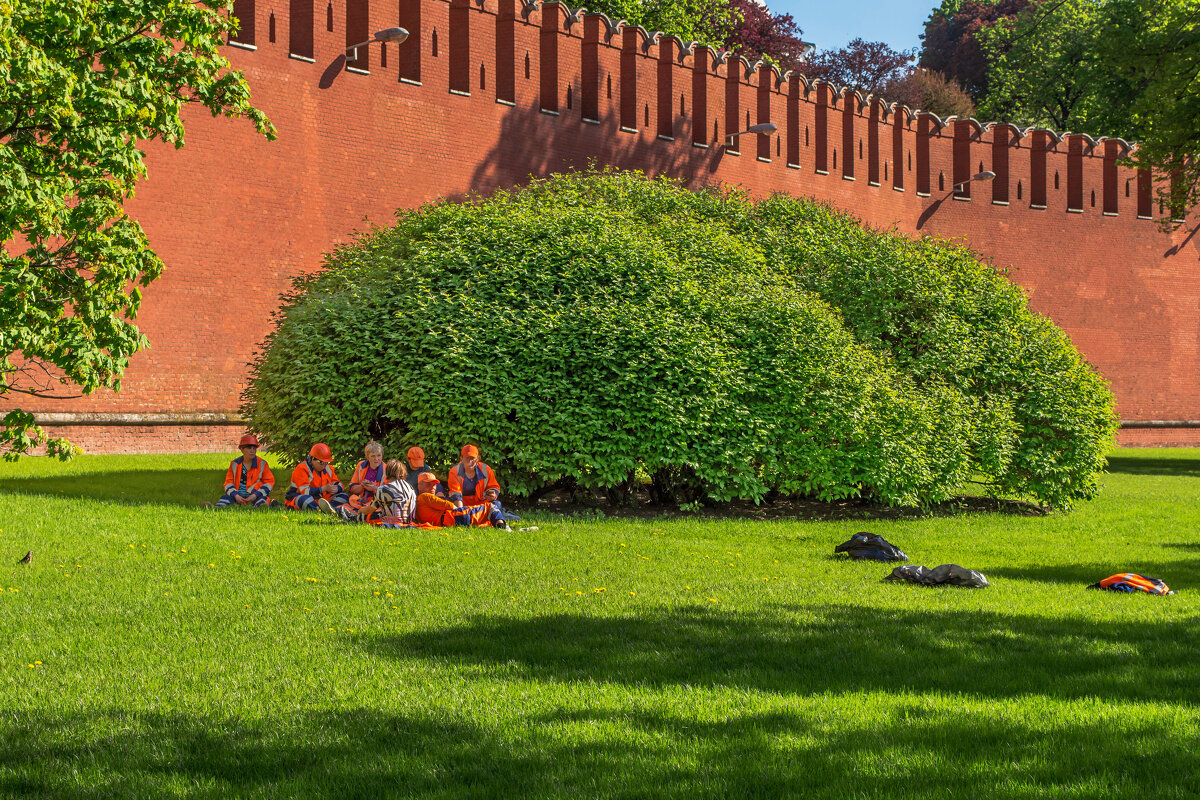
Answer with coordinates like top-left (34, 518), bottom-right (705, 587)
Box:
top-left (834, 532), bottom-right (909, 562)
top-left (884, 563), bottom-right (989, 588)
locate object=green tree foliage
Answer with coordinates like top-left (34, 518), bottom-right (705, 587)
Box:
top-left (581, 0), bottom-right (737, 47)
top-left (1096, 0), bottom-right (1200, 216)
top-left (244, 171), bottom-right (1115, 510)
top-left (977, 0), bottom-right (1126, 132)
top-left (581, 0), bottom-right (811, 72)
top-left (924, 0), bottom-right (1200, 216)
top-left (0, 0), bottom-right (273, 458)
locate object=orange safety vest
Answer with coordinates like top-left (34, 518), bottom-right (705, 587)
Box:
top-left (1096, 573), bottom-right (1170, 595)
top-left (224, 456), bottom-right (275, 495)
top-left (448, 462), bottom-right (500, 505)
top-left (287, 458), bottom-right (342, 501)
top-left (349, 460), bottom-right (385, 498)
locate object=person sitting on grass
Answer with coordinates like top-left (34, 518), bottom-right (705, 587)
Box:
top-left (209, 434), bottom-right (275, 508)
top-left (286, 442), bottom-right (348, 511)
top-left (447, 444), bottom-right (501, 508)
top-left (324, 458), bottom-right (416, 526)
top-left (404, 446), bottom-right (435, 493)
top-left (338, 440), bottom-right (385, 518)
top-left (415, 473), bottom-right (509, 530)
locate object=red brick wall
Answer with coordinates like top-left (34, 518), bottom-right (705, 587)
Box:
top-left (10, 0), bottom-right (1199, 451)
top-left (36, 425), bottom-right (244, 455)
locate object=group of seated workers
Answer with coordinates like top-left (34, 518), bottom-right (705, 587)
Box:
top-left (210, 436), bottom-right (509, 530)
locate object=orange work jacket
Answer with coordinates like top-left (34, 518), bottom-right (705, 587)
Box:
top-left (224, 456), bottom-right (275, 497)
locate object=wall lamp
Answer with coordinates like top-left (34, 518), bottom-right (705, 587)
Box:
top-left (953, 171), bottom-right (996, 192)
top-left (725, 122), bottom-right (777, 147)
top-left (346, 26), bottom-right (410, 62)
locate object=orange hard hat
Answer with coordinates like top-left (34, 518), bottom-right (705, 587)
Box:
top-left (461, 444), bottom-right (480, 460)
top-left (309, 442), bottom-right (333, 461)
top-left (407, 446), bottom-right (425, 468)
top-left (239, 434), bottom-right (259, 448)
top-left (417, 472), bottom-right (439, 490)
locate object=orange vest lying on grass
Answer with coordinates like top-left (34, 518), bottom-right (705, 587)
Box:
top-left (1088, 573), bottom-right (1172, 595)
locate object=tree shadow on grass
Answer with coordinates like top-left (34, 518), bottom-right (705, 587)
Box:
top-left (523, 490), bottom-right (1046, 522)
top-left (0, 469), bottom-right (237, 509)
top-left (1, 703), bottom-right (1195, 798)
top-left (356, 603), bottom-right (1200, 707)
top-left (988, 558), bottom-right (1200, 588)
top-left (1105, 454), bottom-right (1200, 477)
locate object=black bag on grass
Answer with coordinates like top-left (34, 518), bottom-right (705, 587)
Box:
top-left (884, 564), bottom-right (989, 588)
top-left (834, 532), bottom-right (909, 562)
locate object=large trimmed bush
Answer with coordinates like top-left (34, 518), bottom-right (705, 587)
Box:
top-left (244, 170), bottom-right (1115, 509)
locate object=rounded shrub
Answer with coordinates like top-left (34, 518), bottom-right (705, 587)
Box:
top-left (741, 195), bottom-right (1117, 509)
top-left (244, 169), bottom-right (1115, 509)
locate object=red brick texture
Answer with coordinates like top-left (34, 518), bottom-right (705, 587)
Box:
top-left (35, 425), bottom-right (245, 455)
top-left (9, 0), bottom-right (1199, 451)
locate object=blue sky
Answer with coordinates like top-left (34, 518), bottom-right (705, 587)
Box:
top-left (767, 0), bottom-right (937, 56)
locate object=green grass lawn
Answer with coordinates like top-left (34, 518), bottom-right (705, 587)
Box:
top-left (1, 450), bottom-right (1198, 798)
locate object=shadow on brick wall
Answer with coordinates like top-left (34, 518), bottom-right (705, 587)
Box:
top-left (469, 101), bottom-right (727, 196)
